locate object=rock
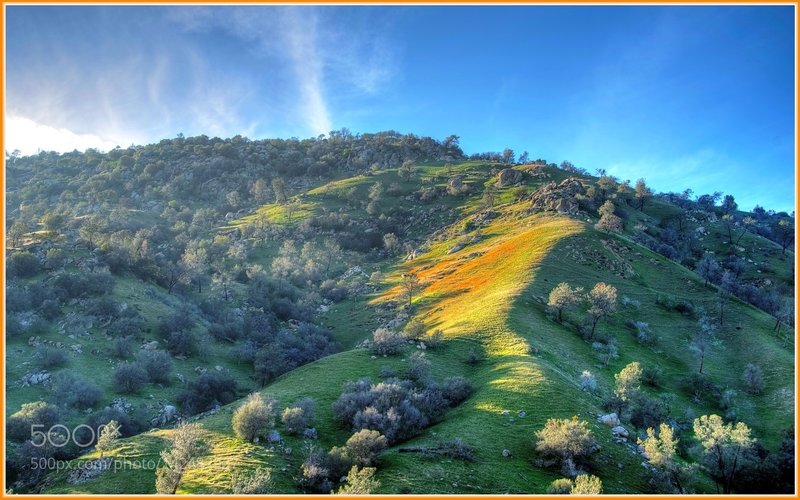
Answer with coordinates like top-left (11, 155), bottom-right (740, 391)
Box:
top-left (598, 413), bottom-right (620, 427)
top-left (496, 168), bottom-right (524, 187)
top-left (447, 175), bottom-right (465, 193)
top-left (110, 397), bottom-right (133, 414)
top-left (67, 458), bottom-right (112, 484)
top-left (284, 447), bottom-right (293, 456)
top-left (502, 449), bottom-right (512, 457)
top-left (214, 365), bottom-right (223, 371)
top-left (141, 340), bottom-right (159, 350)
top-left (447, 244), bottom-right (464, 254)
top-left (21, 371), bottom-right (50, 386)
top-left (267, 430), bottom-right (282, 443)
top-left (501, 410), bottom-right (511, 417)
top-left (303, 427), bottom-right (319, 440)
top-left (611, 425), bottom-right (629, 438)
top-left (517, 410), bottom-right (526, 418)
top-left (529, 177), bottom-right (585, 214)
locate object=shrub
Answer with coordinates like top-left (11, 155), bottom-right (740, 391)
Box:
top-left (232, 393), bottom-right (277, 442)
top-left (742, 364), bottom-right (765, 395)
top-left (336, 466), bottom-right (380, 495)
top-left (36, 348), bottom-right (68, 370)
top-left (579, 370), bottom-right (597, 392)
top-left (642, 365), bottom-right (664, 388)
top-left (299, 447), bottom-right (334, 493)
top-left (344, 429), bottom-right (388, 467)
top-left (50, 372), bottom-right (103, 409)
top-left (8, 252), bottom-right (41, 278)
top-left (166, 330), bottom-right (195, 357)
top-left (7, 401), bottom-right (61, 442)
top-left (535, 417), bottom-right (598, 466)
top-left (465, 348), bottom-right (481, 366)
top-left (7, 285), bottom-right (31, 313)
top-left (157, 306), bottom-right (194, 337)
top-left (572, 474), bottom-right (603, 494)
top-left (39, 299), bottom-right (62, 321)
top-left (547, 478), bottom-right (573, 494)
top-left (403, 319), bottom-right (426, 340)
top-left (426, 329), bottom-right (445, 349)
top-left (230, 467), bottom-right (272, 494)
top-left (441, 376), bottom-right (473, 404)
top-left (108, 316), bottom-right (145, 338)
top-left (86, 296), bottom-right (121, 320)
top-left (178, 372), bottom-right (238, 415)
top-left (371, 328), bottom-right (404, 356)
top-left (136, 350), bottom-right (173, 384)
top-left (113, 362), bottom-right (149, 394)
top-left (111, 337), bottom-right (136, 359)
top-left (633, 321), bottom-right (657, 346)
top-left (281, 398), bottom-right (316, 435)
top-left (407, 352), bottom-right (431, 384)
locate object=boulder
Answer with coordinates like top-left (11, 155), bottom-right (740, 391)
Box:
top-left (496, 168), bottom-right (524, 187)
top-left (611, 425), bottom-right (629, 438)
top-left (598, 413), bottom-right (620, 427)
top-left (447, 175), bottom-right (465, 193)
top-left (502, 449), bottom-right (512, 457)
top-left (267, 430), bottom-right (282, 443)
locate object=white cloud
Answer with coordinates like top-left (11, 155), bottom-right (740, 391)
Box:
top-left (5, 115), bottom-right (124, 155)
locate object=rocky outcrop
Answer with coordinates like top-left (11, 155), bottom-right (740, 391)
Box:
top-left (529, 177), bottom-right (585, 214)
top-left (496, 168), bottom-right (524, 187)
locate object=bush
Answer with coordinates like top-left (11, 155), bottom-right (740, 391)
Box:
top-left (86, 296), bottom-right (121, 320)
top-left (407, 352), bottom-right (431, 384)
top-left (337, 466), bottom-right (380, 495)
top-left (50, 372), bottom-right (103, 409)
top-left (230, 467), bottom-right (272, 494)
top-left (281, 397), bottom-right (316, 435)
top-left (7, 285), bottom-right (31, 313)
top-left (332, 376), bottom-right (468, 445)
top-left (743, 363), bottom-right (765, 395)
top-left (465, 348), bottom-right (481, 366)
top-left (579, 370), bottom-right (597, 392)
top-left (136, 350), bottom-right (173, 384)
top-left (633, 321), bottom-right (657, 346)
top-left (157, 306), bottom-right (194, 337)
top-left (299, 447), bottom-right (334, 493)
top-left (113, 362), bottom-right (149, 394)
top-left (36, 348), bottom-right (69, 370)
top-left (7, 401), bottom-right (61, 442)
top-left (441, 376), bottom-right (474, 404)
top-left (403, 319), bottom-right (425, 340)
top-left (111, 337), bottom-right (136, 359)
top-left (177, 372), bottom-right (238, 415)
top-left (535, 417), bottom-right (598, 466)
top-left (547, 478), bottom-right (573, 494)
top-left (426, 329), bottom-right (445, 349)
top-left (232, 393), bottom-right (277, 442)
top-left (166, 330), bottom-right (195, 357)
top-left (108, 316), bottom-right (145, 338)
top-left (643, 365), bottom-right (664, 388)
top-left (8, 252), bottom-right (41, 278)
top-left (344, 429), bottom-right (388, 467)
top-left (84, 407), bottom-right (145, 440)
top-left (370, 328), bottom-right (404, 356)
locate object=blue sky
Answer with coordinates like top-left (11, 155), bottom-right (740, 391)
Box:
top-left (5, 5), bottom-right (795, 212)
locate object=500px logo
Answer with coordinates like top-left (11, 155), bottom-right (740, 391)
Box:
top-left (30, 424), bottom-right (114, 448)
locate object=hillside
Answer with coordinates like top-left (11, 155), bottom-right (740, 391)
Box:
top-left (5, 139), bottom-right (795, 494)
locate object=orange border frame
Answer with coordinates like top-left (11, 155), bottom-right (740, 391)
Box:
top-left (0, 1), bottom-right (797, 499)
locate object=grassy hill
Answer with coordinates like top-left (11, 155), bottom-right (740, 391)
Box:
top-left (32, 161), bottom-right (793, 494)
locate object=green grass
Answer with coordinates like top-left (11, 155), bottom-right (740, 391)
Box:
top-left (35, 163), bottom-right (794, 494)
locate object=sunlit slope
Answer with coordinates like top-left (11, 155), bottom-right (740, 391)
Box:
top-left (41, 168), bottom-right (793, 494)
